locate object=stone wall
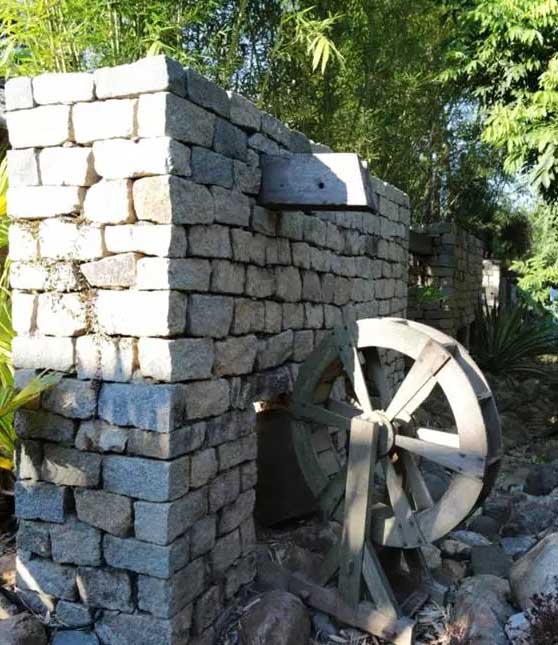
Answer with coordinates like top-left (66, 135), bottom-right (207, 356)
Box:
top-left (408, 222), bottom-right (484, 341)
top-left (5, 56), bottom-right (410, 644)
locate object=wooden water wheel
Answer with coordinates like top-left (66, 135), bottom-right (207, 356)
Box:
top-left (286, 318), bottom-right (502, 644)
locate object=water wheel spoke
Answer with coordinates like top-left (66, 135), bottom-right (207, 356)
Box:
top-left (290, 400), bottom-right (352, 430)
top-left (416, 427), bottom-right (460, 448)
top-left (334, 326), bottom-right (374, 414)
top-left (385, 339), bottom-right (452, 423)
top-left (394, 435), bottom-right (485, 479)
top-left (319, 465), bottom-right (347, 518)
top-left (385, 461), bottom-right (424, 546)
top-left (398, 450), bottom-right (434, 511)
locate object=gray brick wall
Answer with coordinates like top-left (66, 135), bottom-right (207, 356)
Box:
top-left (6, 55), bottom-right (410, 643)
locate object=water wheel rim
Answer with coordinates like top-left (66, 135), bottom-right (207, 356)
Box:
top-left (290, 317), bottom-right (502, 548)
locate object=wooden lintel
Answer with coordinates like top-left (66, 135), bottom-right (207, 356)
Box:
top-left (259, 153), bottom-right (379, 212)
top-left (409, 230), bottom-right (434, 256)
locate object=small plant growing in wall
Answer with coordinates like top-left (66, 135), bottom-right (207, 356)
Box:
top-left (415, 284), bottom-right (448, 305)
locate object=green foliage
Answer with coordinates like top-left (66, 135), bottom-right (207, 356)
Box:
top-left (472, 304), bottom-right (558, 375)
top-left (412, 285), bottom-right (448, 305)
top-left (445, 0), bottom-right (558, 201)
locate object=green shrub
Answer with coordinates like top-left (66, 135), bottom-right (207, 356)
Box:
top-left (472, 305), bottom-right (558, 376)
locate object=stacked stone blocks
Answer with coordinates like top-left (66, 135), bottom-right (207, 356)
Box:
top-left (6, 55), bottom-right (410, 644)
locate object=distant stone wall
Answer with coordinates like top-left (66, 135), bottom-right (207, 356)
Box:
top-left (408, 223), bottom-right (484, 341)
top-left (6, 56), bottom-right (410, 644)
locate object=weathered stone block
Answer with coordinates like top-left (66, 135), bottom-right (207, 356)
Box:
top-left (16, 440), bottom-right (43, 481)
top-left (103, 454), bottom-right (190, 502)
top-left (72, 99), bottom-right (137, 143)
top-left (56, 601), bottom-right (92, 628)
top-left (138, 338), bottom-right (213, 382)
top-left (245, 266), bottom-right (275, 298)
top-left (76, 567), bottom-right (133, 611)
top-left (93, 137), bottom-right (191, 179)
top-left (5, 77), bottom-right (34, 111)
top-left (12, 291), bottom-right (38, 334)
top-left (36, 293), bottom-right (86, 336)
top-left (39, 146), bottom-right (97, 188)
top-left (188, 225), bottom-right (231, 258)
top-left (103, 532), bottom-right (189, 579)
top-left (188, 294), bottom-right (233, 338)
top-left (191, 516), bottom-right (216, 558)
top-left (17, 520), bottom-right (52, 557)
top-left (10, 260), bottom-right (81, 292)
top-left (95, 56), bottom-right (185, 99)
top-left (136, 258), bottom-right (210, 291)
top-left (191, 449), bottom-right (218, 489)
top-left (265, 301), bottom-right (282, 333)
top-left (133, 175), bottom-right (213, 225)
top-left (257, 330), bottom-right (294, 370)
top-left (225, 553), bottom-right (256, 598)
top-left (233, 159), bottom-right (261, 195)
top-left (8, 185), bottom-right (85, 219)
top-left (74, 489), bottom-right (132, 537)
top-left (184, 379), bottom-right (230, 419)
top-left (218, 435), bottom-right (257, 471)
top-left (138, 92), bottom-right (214, 146)
top-left (95, 290), bottom-right (187, 337)
top-left (76, 335), bottom-right (136, 382)
top-left (33, 72), bottom-right (94, 104)
top-left (185, 68), bottom-right (230, 117)
top-left (98, 382), bottom-right (186, 432)
top-left (214, 335), bottom-right (257, 377)
top-left (96, 607), bottom-right (192, 645)
top-left (212, 186), bottom-right (250, 227)
top-left (15, 409), bottom-right (75, 445)
top-left (127, 424), bottom-right (205, 460)
top-left (205, 410), bottom-right (254, 448)
top-left (42, 446), bottom-right (101, 487)
top-left (17, 554), bottom-right (76, 601)
top-left (39, 220), bottom-right (105, 261)
top-left (76, 419), bottom-right (127, 454)
top-left (214, 114), bottom-right (249, 162)
top-left (50, 519), bottom-right (102, 566)
top-left (241, 461), bottom-right (257, 491)
top-left (231, 300), bottom-right (264, 336)
top-left (227, 91), bottom-right (261, 131)
top-left (9, 223), bottom-right (39, 261)
top-left (12, 336), bottom-right (75, 372)
top-left (191, 146), bottom-right (233, 188)
top-left (7, 148), bottom-right (40, 186)
top-left (294, 329), bottom-right (314, 362)
top-left (209, 468), bottom-right (240, 512)
top-left (7, 105), bottom-right (71, 148)
top-left (83, 179), bottom-right (134, 224)
top-left (81, 252), bottom-right (139, 288)
top-left (134, 488), bottom-right (207, 545)
top-left (275, 266), bottom-right (302, 302)
top-left (43, 379), bottom-right (98, 420)
top-left (105, 223), bottom-right (186, 257)
top-left (15, 481), bottom-right (70, 523)
top-left (212, 529), bottom-right (241, 575)
top-left (211, 260), bottom-right (245, 294)
top-left (248, 132), bottom-right (280, 155)
top-left (193, 585), bottom-right (223, 634)
top-left (219, 489), bottom-right (255, 535)
top-left (262, 112), bottom-right (292, 147)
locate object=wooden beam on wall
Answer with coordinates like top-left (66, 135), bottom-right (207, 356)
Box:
top-left (260, 153), bottom-right (379, 212)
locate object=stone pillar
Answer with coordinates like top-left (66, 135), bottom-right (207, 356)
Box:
top-left (6, 56), bottom-right (410, 644)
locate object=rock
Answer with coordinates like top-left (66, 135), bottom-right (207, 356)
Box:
top-left (468, 515), bottom-right (500, 541)
top-left (0, 591), bottom-right (20, 619)
top-left (290, 522), bottom-right (338, 555)
top-left (471, 545), bottom-right (512, 578)
top-left (510, 533), bottom-right (558, 610)
top-left (438, 538), bottom-right (471, 560)
top-left (525, 463), bottom-right (558, 496)
top-left (239, 591), bottom-right (311, 645)
top-left (312, 612), bottom-right (337, 640)
top-left (500, 536), bottom-right (537, 560)
top-left (503, 490), bottom-right (558, 536)
top-left (482, 495), bottom-right (512, 527)
top-left (421, 545), bottom-right (442, 570)
top-left (52, 632), bottom-right (99, 645)
top-left (452, 575), bottom-right (514, 645)
top-left (449, 530), bottom-right (491, 547)
top-left (505, 612), bottom-right (530, 645)
top-left (500, 412), bottom-right (528, 448)
top-left (280, 544), bottom-right (322, 584)
top-left (440, 558), bottom-right (467, 581)
top-left (0, 613), bottom-right (47, 644)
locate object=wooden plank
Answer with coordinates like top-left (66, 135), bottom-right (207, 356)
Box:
top-left (319, 541), bottom-right (341, 585)
top-left (319, 466), bottom-right (347, 518)
top-left (362, 544), bottom-right (400, 619)
top-left (334, 326), bottom-right (373, 414)
top-left (385, 461), bottom-right (425, 547)
top-left (394, 435), bottom-right (485, 479)
top-left (416, 427), bottom-right (460, 448)
top-left (409, 230), bottom-right (434, 256)
top-left (288, 574), bottom-right (415, 645)
top-left (399, 450), bottom-right (434, 511)
top-left (260, 153), bottom-right (379, 211)
top-left (338, 419), bottom-right (379, 607)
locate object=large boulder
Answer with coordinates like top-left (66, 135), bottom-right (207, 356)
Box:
top-left (503, 490), bottom-right (558, 536)
top-left (525, 463), bottom-right (558, 496)
top-left (239, 591), bottom-right (311, 645)
top-left (510, 533), bottom-right (558, 610)
top-left (451, 575), bottom-right (514, 645)
top-left (0, 613), bottom-right (47, 645)
top-left (471, 545), bottom-right (512, 578)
